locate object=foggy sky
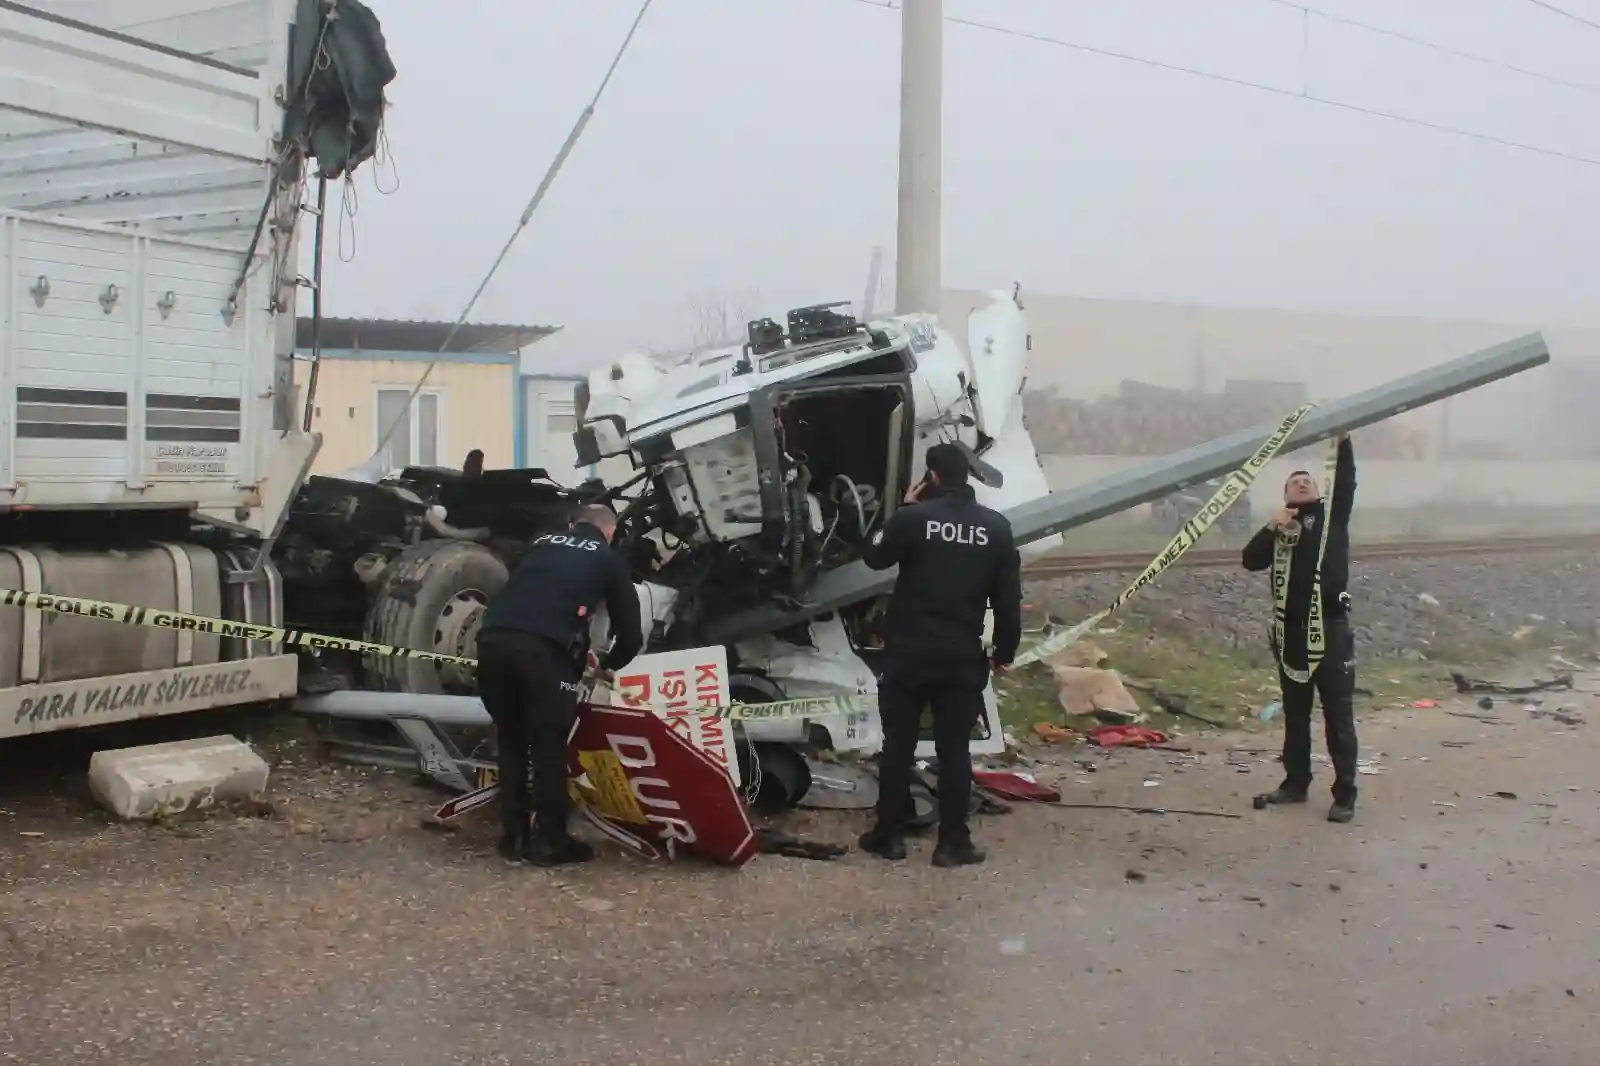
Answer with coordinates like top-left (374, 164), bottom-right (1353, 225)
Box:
top-left (312, 0), bottom-right (1600, 376)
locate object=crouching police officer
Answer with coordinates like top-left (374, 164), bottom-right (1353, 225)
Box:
top-left (477, 503), bottom-right (642, 866)
top-left (859, 443), bottom-right (1023, 867)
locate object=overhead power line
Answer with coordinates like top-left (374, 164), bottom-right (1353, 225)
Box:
top-left (845, 0), bottom-right (1600, 168)
top-left (1262, 0), bottom-right (1600, 96)
top-left (1521, 0), bottom-right (1600, 32)
top-left (371, 0), bottom-right (656, 458)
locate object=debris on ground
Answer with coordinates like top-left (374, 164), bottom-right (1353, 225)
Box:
top-left (1149, 690), bottom-right (1228, 729)
top-left (1089, 725), bottom-right (1170, 748)
top-left (972, 770), bottom-right (1061, 803)
top-left (1033, 722), bottom-right (1077, 744)
top-left (1450, 671), bottom-right (1574, 696)
top-left (756, 828), bottom-right (849, 861)
top-left (1052, 666), bottom-right (1142, 718)
top-left (88, 735), bottom-right (270, 821)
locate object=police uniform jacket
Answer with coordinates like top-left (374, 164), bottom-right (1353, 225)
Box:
top-left (863, 483), bottom-right (1023, 665)
top-left (480, 522), bottom-right (644, 671)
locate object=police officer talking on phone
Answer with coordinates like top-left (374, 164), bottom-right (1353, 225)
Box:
top-left (477, 503), bottom-right (642, 866)
top-left (859, 442), bottom-right (1023, 867)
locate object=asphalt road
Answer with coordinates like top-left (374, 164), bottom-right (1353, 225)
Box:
top-left (2, 684), bottom-right (1595, 1066)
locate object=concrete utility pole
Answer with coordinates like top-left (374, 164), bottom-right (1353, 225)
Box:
top-left (894, 0), bottom-right (943, 316)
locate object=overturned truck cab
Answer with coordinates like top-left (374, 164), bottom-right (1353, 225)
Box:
top-left (573, 290), bottom-right (1062, 759)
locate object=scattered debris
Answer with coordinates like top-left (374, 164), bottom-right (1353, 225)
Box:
top-left (756, 828), bottom-right (849, 861)
top-left (998, 937), bottom-right (1028, 957)
top-left (1490, 791), bottom-right (1518, 800)
top-left (1446, 711), bottom-right (1506, 725)
top-left (1052, 666), bottom-right (1142, 718)
top-left (1478, 696), bottom-right (1495, 710)
top-left (1089, 725), bottom-right (1169, 748)
top-left (796, 763), bottom-right (878, 811)
top-left (1440, 740), bottom-right (1474, 748)
top-left (1149, 690), bottom-right (1228, 729)
top-left (1125, 868), bottom-right (1147, 883)
top-left (1033, 722), bottom-right (1076, 744)
top-left (1257, 699), bottom-right (1283, 723)
top-left (972, 770), bottom-right (1060, 803)
top-left (1049, 802), bottom-right (1243, 820)
top-left (1450, 671), bottom-right (1573, 696)
top-left (1529, 707), bottom-right (1586, 727)
top-left (1417, 593), bottom-right (1442, 608)
top-left (1409, 699), bottom-right (1439, 709)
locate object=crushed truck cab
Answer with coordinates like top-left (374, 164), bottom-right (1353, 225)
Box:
top-left (574, 293), bottom-right (1061, 759)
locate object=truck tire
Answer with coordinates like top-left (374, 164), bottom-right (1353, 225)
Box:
top-left (363, 540), bottom-right (509, 695)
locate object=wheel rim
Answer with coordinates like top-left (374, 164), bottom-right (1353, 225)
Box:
top-left (432, 588), bottom-right (488, 693)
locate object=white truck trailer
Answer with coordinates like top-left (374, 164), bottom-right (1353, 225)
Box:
top-left (0, 0), bottom-right (389, 738)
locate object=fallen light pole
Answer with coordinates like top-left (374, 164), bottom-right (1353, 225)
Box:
top-left (706, 332), bottom-right (1551, 643)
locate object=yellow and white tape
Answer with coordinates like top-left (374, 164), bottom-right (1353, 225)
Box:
top-left (1012, 403), bottom-right (1316, 668)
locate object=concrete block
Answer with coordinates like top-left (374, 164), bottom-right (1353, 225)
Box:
top-left (88, 735), bottom-right (269, 821)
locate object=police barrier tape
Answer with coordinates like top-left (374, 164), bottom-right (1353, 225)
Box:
top-left (1012, 403), bottom-right (1319, 668)
top-left (0, 406), bottom-right (1313, 723)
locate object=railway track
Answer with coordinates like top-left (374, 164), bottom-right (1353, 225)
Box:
top-left (1023, 533), bottom-right (1600, 579)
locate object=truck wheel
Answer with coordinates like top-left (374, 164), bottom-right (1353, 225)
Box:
top-left (363, 540), bottom-right (509, 695)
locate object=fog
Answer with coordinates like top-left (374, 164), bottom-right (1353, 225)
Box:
top-left (308, 0), bottom-right (1600, 471)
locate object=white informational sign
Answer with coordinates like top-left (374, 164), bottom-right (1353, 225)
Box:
top-left (605, 646), bottom-right (741, 787)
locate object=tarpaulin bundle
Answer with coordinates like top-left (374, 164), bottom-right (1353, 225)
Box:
top-left (288, 0), bottom-right (398, 178)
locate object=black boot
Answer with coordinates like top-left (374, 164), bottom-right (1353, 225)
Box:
top-left (931, 838), bottom-right (986, 868)
top-left (1252, 785), bottom-right (1308, 810)
top-left (858, 829), bottom-right (907, 861)
top-left (1327, 802), bottom-right (1355, 824)
top-left (497, 826), bottom-right (527, 865)
top-left (525, 835), bottom-right (597, 867)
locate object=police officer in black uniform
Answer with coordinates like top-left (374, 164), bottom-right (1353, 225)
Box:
top-left (859, 443), bottom-right (1022, 866)
top-left (477, 503), bottom-right (643, 866)
top-left (1241, 434), bottom-right (1358, 823)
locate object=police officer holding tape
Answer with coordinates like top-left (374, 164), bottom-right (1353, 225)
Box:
top-left (859, 443), bottom-right (1023, 867)
top-left (478, 504), bottom-right (642, 866)
top-left (1242, 434), bottom-right (1359, 824)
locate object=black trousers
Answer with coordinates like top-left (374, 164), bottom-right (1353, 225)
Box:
top-left (1277, 614), bottom-right (1359, 806)
top-left (874, 652), bottom-right (988, 845)
top-left (477, 633), bottom-right (582, 843)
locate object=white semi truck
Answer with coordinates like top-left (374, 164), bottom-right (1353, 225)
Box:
top-left (0, 0), bottom-right (390, 739)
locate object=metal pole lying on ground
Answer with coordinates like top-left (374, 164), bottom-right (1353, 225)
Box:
top-left (705, 332), bottom-right (1552, 643)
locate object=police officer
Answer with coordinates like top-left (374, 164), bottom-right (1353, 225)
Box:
top-left (1241, 434), bottom-right (1358, 823)
top-left (859, 443), bottom-right (1022, 866)
top-left (477, 504), bottom-right (642, 865)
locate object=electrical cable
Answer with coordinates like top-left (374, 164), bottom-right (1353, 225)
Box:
top-left (1261, 0), bottom-right (1600, 96)
top-left (1521, 0), bottom-right (1600, 32)
top-left (372, 0), bottom-right (656, 461)
top-left (844, 0), bottom-right (1600, 168)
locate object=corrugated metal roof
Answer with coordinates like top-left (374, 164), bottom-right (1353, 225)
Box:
top-left (297, 317), bottom-right (562, 355)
